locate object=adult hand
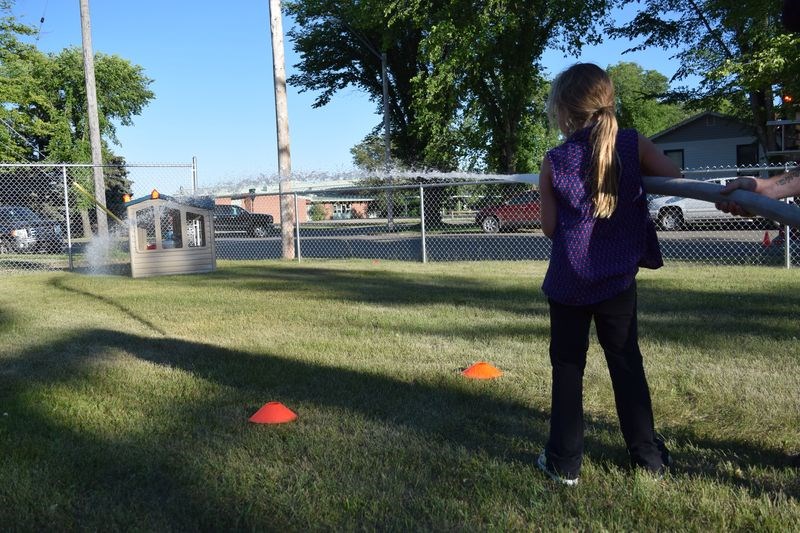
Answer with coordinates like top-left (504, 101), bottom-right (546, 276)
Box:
top-left (715, 177), bottom-right (758, 217)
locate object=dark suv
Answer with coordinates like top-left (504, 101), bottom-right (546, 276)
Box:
top-left (213, 205), bottom-right (275, 238)
top-left (475, 190), bottom-right (541, 233)
top-left (0, 205), bottom-right (64, 254)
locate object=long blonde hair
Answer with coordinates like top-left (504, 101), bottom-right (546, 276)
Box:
top-left (547, 63), bottom-right (620, 218)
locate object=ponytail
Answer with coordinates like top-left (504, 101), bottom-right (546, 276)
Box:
top-left (589, 106), bottom-right (619, 218)
top-left (547, 63), bottom-right (621, 218)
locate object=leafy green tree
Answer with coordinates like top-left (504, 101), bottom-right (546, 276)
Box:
top-left (607, 62), bottom-right (691, 136)
top-left (391, 0), bottom-right (617, 173)
top-left (611, 0), bottom-right (800, 154)
top-left (45, 47), bottom-right (154, 156)
top-left (286, 0), bottom-right (431, 167)
top-left (350, 133), bottom-right (397, 171)
top-left (308, 203), bottom-right (327, 221)
top-left (0, 6), bottom-right (53, 161)
top-left (0, 3), bottom-right (151, 232)
top-left (287, 0), bottom-right (615, 175)
top-left (1, 3), bottom-right (153, 162)
top-left (289, 0), bottom-right (614, 225)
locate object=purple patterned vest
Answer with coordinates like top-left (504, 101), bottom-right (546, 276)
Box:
top-left (542, 127), bottom-right (662, 305)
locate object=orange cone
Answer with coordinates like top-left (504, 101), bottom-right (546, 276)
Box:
top-left (462, 361), bottom-right (503, 379)
top-left (249, 402), bottom-right (297, 424)
top-left (762, 231), bottom-right (772, 247)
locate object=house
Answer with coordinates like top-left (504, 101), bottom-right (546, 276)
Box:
top-left (650, 112), bottom-right (763, 173)
top-left (217, 190), bottom-right (310, 223)
top-left (213, 187), bottom-right (373, 222)
top-left (305, 194), bottom-right (373, 220)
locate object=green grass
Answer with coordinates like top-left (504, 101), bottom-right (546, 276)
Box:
top-left (0, 260), bottom-right (798, 530)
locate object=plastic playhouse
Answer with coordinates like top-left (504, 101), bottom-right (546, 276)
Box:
top-left (125, 190), bottom-right (216, 278)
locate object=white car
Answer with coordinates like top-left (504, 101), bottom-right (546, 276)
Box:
top-left (647, 176), bottom-right (770, 230)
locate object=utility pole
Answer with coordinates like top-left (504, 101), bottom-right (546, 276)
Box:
top-left (79, 0), bottom-right (108, 237)
top-left (268, 0), bottom-right (295, 259)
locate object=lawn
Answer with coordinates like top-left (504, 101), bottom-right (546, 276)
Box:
top-left (0, 260), bottom-right (797, 530)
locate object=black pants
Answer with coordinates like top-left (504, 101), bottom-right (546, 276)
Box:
top-left (545, 281), bottom-right (663, 476)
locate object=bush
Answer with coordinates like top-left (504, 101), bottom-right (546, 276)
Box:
top-left (308, 204), bottom-right (327, 221)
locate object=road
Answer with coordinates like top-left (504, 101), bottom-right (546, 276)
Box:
top-left (214, 227), bottom-right (796, 263)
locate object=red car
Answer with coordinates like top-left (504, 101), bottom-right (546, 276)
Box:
top-left (475, 190), bottom-right (541, 233)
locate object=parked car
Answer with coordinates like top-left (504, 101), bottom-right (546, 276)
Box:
top-left (647, 176), bottom-right (773, 230)
top-left (0, 205), bottom-right (64, 254)
top-left (213, 205), bottom-right (275, 238)
top-left (475, 190), bottom-right (541, 233)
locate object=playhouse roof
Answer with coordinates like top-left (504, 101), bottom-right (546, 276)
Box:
top-left (124, 192), bottom-right (215, 211)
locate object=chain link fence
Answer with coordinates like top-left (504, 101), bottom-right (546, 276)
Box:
top-left (212, 168), bottom-right (797, 267)
top-left (0, 162), bottom-right (194, 274)
top-left (1, 163), bottom-right (797, 274)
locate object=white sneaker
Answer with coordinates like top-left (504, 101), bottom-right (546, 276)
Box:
top-left (537, 452), bottom-right (579, 486)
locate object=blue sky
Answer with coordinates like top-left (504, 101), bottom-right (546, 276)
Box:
top-left (12, 1), bottom-right (687, 189)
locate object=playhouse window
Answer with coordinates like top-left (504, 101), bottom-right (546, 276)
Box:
top-left (160, 208), bottom-right (183, 249)
top-left (135, 207), bottom-right (157, 251)
top-left (185, 211), bottom-right (206, 247)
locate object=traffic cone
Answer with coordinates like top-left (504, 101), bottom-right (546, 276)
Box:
top-left (249, 402), bottom-right (297, 424)
top-left (762, 231), bottom-right (771, 247)
top-left (462, 361), bottom-right (503, 379)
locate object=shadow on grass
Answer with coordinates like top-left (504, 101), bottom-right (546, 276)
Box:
top-left (637, 277), bottom-right (800, 346)
top-left (49, 276), bottom-right (166, 335)
top-left (70, 262), bottom-right (132, 277)
top-left (206, 263), bottom-right (547, 316)
top-left (0, 307), bottom-right (16, 335)
top-left (3, 264), bottom-right (795, 526)
top-left (0, 328), bottom-right (553, 528)
top-left (1, 326), bottom-right (796, 529)
top-left (202, 263), bottom-right (800, 346)
top-left (61, 261), bottom-right (800, 346)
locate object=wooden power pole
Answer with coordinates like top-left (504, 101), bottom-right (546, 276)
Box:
top-left (78, 0), bottom-right (108, 237)
top-left (268, 0), bottom-right (295, 259)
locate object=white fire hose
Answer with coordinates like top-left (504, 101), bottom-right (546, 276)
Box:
top-left (505, 174), bottom-right (800, 228)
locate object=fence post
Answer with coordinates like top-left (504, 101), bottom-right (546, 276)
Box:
top-left (419, 185), bottom-right (427, 263)
top-left (192, 156), bottom-right (198, 193)
top-left (294, 192), bottom-right (301, 262)
top-left (785, 197), bottom-right (792, 269)
top-left (61, 165), bottom-right (74, 271)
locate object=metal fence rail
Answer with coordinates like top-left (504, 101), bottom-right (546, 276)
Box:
top-left (0, 163), bottom-right (797, 274)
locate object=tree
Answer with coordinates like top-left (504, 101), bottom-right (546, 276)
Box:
top-left (350, 133), bottom-right (396, 171)
top-left (286, 0), bottom-right (432, 167)
top-left (288, 0), bottom-right (614, 227)
top-left (611, 0), bottom-right (800, 154)
top-left (607, 62), bottom-right (691, 136)
top-left (287, 0), bottom-right (615, 174)
top-left (0, 4), bottom-right (153, 162)
top-left (0, 4), bottom-right (151, 233)
top-left (389, 0), bottom-right (617, 173)
top-left (0, 5), bottom-right (53, 161)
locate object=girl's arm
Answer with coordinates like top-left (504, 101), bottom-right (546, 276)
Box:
top-left (638, 133), bottom-right (682, 181)
top-left (539, 155), bottom-right (557, 238)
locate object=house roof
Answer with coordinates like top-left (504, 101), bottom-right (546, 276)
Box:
top-left (649, 111), bottom-right (755, 142)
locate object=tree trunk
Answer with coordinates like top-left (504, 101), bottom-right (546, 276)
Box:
top-left (750, 87), bottom-right (776, 155)
top-left (80, 208), bottom-right (92, 238)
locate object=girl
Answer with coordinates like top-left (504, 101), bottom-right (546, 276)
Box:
top-left (536, 63), bottom-right (681, 485)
